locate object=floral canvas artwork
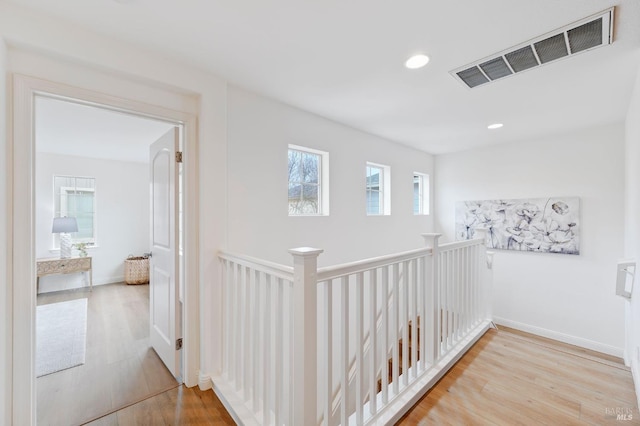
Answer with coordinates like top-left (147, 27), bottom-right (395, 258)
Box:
top-left (455, 197), bottom-right (580, 255)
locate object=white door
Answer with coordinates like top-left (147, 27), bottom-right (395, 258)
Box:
top-left (149, 127), bottom-right (181, 380)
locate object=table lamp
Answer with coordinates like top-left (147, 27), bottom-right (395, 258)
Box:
top-left (52, 217), bottom-right (78, 259)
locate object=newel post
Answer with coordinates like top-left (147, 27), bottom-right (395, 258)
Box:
top-left (422, 233), bottom-right (441, 364)
top-left (289, 247), bottom-right (323, 426)
top-left (473, 228), bottom-right (493, 320)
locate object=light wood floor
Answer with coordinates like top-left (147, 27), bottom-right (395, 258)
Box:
top-left (85, 385), bottom-right (235, 425)
top-left (79, 325), bottom-right (639, 425)
top-left (399, 326), bottom-right (640, 425)
top-left (37, 282), bottom-right (179, 426)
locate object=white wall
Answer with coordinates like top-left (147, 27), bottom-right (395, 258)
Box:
top-left (0, 36), bottom-right (10, 426)
top-left (35, 153), bottom-right (149, 291)
top-left (435, 122), bottom-right (626, 356)
top-left (624, 59), bottom-right (640, 404)
top-left (226, 86), bottom-right (435, 267)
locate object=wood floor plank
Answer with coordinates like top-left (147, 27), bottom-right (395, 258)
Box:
top-left (398, 328), bottom-right (640, 425)
top-left (84, 413), bottom-right (118, 426)
top-left (84, 386), bottom-right (235, 426)
top-left (115, 397), bottom-right (167, 426)
top-left (109, 356), bottom-right (152, 408)
top-left (486, 334), bottom-right (639, 405)
top-left (37, 283), bottom-right (179, 425)
top-left (36, 366), bottom-right (77, 426)
top-left (497, 325), bottom-right (625, 366)
top-left (139, 347), bottom-right (179, 394)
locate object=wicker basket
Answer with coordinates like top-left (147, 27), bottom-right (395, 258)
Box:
top-left (124, 256), bottom-right (149, 285)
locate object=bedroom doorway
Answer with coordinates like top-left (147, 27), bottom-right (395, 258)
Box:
top-left (33, 95), bottom-right (183, 425)
top-left (11, 74), bottom-right (200, 425)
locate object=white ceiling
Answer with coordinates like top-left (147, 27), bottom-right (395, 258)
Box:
top-left (35, 96), bottom-right (175, 163)
top-left (16, 0), bottom-right (640, 155)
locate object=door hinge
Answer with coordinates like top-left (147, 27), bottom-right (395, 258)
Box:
top-left (175, 151), bottom-right (183, 163)
top-left (176, 338), bottom-right (183, 350)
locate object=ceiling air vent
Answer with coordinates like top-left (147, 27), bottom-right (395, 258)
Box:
top-left (452, 8), bottom-right (614, 89)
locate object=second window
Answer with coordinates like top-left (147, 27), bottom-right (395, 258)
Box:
top-left (366, 162), bottom-right (390, 215)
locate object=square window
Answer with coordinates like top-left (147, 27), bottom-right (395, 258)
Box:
top-left (54, 175), bottom-right (97, 247)
top-left (366, 162), bottom-right (391, 215)
top-left (288, 146), bottom-right (329, 216)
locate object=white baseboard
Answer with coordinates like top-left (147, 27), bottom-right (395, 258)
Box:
top-left (38, 275), bottom-right (139, 294)
top-left (632, 358), bottom-right (640, 412)
top-left (94, 275), bottom-right (125, 286)
top-left (211, 376), bottom-right (259, 425)
top-left (494, 317), bottom-right (624, 358)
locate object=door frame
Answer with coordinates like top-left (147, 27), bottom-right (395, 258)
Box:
top-left (10, 74), bottom-right (200, 425)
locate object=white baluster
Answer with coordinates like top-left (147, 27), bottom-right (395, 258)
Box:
top-left (381, 265), bottom-right (389, 404)
top-left (263, 274), bottom-right (271, 424)
top-left (462, 246), bottom-right (468, 333)
top-left (235, 262), bottom-right (242, 389)
top-left (356, 272), bottom-right (364, 424)
top-left (275, 277), bottom-right (284, 426)
top-left (468, 246), bottom-right (473, 328)
top-left (369, 269), bottom-right (377, 416)
top-left (244, 266), bottom-right (251, 401)
top-left (392, 263), bottom-right (399, 394)
top-left (286, 279), bottom-right (293, 425)
top-left (252, 269), bottom-right (259, 412)
top-left (442, 251), bottom-right (449, 353)
top-left (340, 276), bottom-right (349, 425)
top-left (409, 259), bottom-right (417, 379)
top-left (447, 251), bottom-right (453, 350)
top-left (223, 259), bottom-right (230, 379)
top-left (402, 260), bottom-right (409, 386)
top-left (422, 234), bottom-right (441, 364)
top-left (242, 267), bottom-right (251, 402)
top-left (323, 279), bottom-right (333, 426)
top-left (418, 256), bottom-right (426, 371)
top-left (454, 249), bottom-right (459, 342)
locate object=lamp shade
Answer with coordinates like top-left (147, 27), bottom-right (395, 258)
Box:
top-left (52, 217), bottom-right (78, 234)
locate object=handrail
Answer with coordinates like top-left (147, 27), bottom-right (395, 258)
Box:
top-left (218, 250), bottom-right (294, 281)
top-left (219, 241), bottom-right (482, 284)
top-left (317, 247), bottom-right (431, 282)
top-left (438, 237), bottom-right (484, 252)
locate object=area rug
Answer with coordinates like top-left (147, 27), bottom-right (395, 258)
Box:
top-left (36, 298), bottom-right (88, 377)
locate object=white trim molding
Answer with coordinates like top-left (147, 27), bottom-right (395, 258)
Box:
top-left (11, 74), bottom-right (200, 425)
top-left (494, 316), bottom-right (624, 358)
top-left (631, 357), bottom-right (640, 414)
top-left (198, 372), bottom-right (212, 391)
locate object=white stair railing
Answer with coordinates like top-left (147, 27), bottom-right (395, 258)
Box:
top-left (316, 246), bottom-right (431, 425)
top-left (215, 233), bottom-right (492, 425)
top-left (217, 252), bottom-right (297, 425)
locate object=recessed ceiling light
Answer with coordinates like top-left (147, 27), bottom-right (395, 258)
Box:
top-left (405, 54), bottom-right (430, 69)
top-left (487, 123), bottom-right (504, 130)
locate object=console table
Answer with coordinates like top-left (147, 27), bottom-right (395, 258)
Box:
top-left (36, 257), bottom-right (93, 293)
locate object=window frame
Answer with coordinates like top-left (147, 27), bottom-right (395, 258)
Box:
top-left (413, 172), bottom-right (430, 215)
top-left (287, 144), bottom-right (330, 216)
top-left (366, 162), bottom-right (391, 216)
top-left (53, 175), bottom-right (97, 248)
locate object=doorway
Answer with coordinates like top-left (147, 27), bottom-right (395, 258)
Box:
top-left (34, 96), bottom-right (182, 424)
top-left (11, 75), bottom-right (200, 425)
